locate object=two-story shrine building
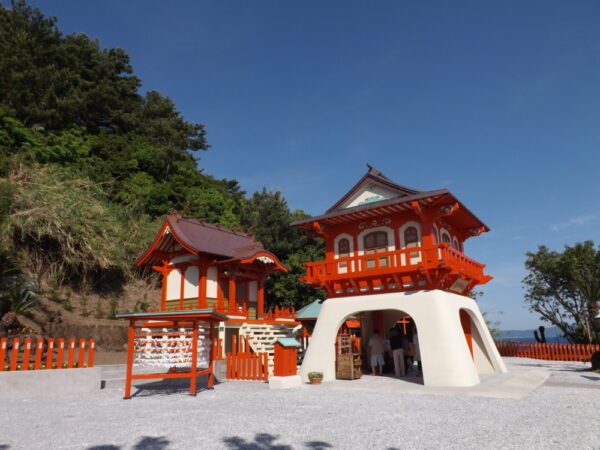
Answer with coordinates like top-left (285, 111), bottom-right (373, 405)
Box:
top-left (294, 166), bottom-right (507, 387)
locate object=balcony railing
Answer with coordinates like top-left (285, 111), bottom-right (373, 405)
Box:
top-left (303, 243), bottom-right (487, 284)
top-left (153, 302), bottom-right (296, 322)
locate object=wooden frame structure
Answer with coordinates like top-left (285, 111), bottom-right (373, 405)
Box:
top-left (117, 309), bottom-right (228, 399)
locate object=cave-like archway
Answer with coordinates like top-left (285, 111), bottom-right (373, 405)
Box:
top-left (300, 290), bottom-right (507, 387)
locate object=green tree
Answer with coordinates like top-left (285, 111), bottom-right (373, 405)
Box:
top-left (523, 241), bottom-right (600, 344)
top-left (240, 189), bottom-right (325, 309)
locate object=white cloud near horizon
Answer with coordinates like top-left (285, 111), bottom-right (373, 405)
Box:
top-left (551, 214), bottom-right (596, 232)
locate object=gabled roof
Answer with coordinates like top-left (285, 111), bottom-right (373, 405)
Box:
top-left (136, 213), bottom-right (287, 271)
top-left (291, 166), bottom-right (489, 232)
top-left (326, 164), bottom-right (420, 213)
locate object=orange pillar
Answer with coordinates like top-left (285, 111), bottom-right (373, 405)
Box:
top-left (257, 279), bottom-right (264, 318)
top-left (229, 276), bottom-right (236, 314)
top-left (198, 264), bottom-right (207, 309)
top-left (124, 320), bottom-right (135, 399)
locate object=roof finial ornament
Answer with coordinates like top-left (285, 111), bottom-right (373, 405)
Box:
top-left (366, 163), bottom-right (381, 176)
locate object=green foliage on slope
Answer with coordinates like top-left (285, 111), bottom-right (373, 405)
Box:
top-left (0, 1), bottom-right (323, 312)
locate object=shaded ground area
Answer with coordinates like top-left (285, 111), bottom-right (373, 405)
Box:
top-left (1, 358), bottom-right (599, 449)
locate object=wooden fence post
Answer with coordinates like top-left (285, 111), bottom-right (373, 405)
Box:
top-left (88, 339), bottom-right (95, 368)
top-left (22, 338), bottom-right (32, 370)
top-left (10, 338), bottom-right (20, 371)
top-left (78, 339), bottom-right (86, 368)
top-left (67, 338), bottom-right (76, 368)
top-left (0, 338), bottom-right (7, 371)
top-left (57, 338), bottom-right (65, 369)
top-left (34, 338), bottom-right (43, 370)
top-left (46, 338), bottom-right (54, 369)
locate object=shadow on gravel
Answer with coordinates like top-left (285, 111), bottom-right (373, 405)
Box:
top-left (88, 435), bottom-right (170, 450)
top-left (223, 433), bottom-right (333, 450)
top-left (130, 376), bottom-right (220, 398)
top-left (510, 361), bottom-right (592, 372)
top-left (0, 445), bottom-right (10, 449)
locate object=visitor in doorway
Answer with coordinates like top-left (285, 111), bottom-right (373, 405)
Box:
top-left (389, 328), bottom-right (405, 377)
top-left (413, 329), bottom-right (422, 376)
top-left (368, 330), bottom-right (385, 376)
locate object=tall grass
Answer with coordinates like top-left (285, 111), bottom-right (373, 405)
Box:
top-left (1, 164), bottom-right (159, 288)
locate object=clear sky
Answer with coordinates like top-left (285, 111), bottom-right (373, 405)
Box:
top-left (26, 0), bottom-right (600, 330)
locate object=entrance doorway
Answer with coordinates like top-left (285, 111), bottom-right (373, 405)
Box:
top-left (335, 310), bottom-right (423, 383)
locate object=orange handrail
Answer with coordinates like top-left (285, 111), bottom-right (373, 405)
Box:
top-left (304, 243), bottom-right (486, 281)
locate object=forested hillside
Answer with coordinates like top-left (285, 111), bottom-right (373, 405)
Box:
top-left (0, 1), bottom-right (323, 338)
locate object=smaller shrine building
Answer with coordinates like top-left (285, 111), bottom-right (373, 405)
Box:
top-left (136, 213), bottom-right (299, 355)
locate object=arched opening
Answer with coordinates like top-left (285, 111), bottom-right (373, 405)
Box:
top-left (452, 237), bottom-right (460, 251)
top-left (459, 308), bottom-right (496, 375)
top-left (400, 222), bottom-right (422, 265)
top-left (334, 309), bottom-right (423, 383)
top-left (432, 225), bottom-right (439, 244)
top-left (337, 237), bottom-right (351, 273)
top-left (441, 230), bottom-right (451, 245)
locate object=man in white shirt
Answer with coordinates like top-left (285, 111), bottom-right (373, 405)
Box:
top-left (368, 330), bottom-right (385, 376)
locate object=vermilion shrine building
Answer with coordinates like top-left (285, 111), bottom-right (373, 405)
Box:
top-left (294, 166), bottom-right (507, 387)
top-left (136, 214), bottom-right (299, 359)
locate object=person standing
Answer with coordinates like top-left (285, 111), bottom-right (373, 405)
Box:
top-left (368, 329), bottom-right (385, 376)
top-left (389, 327), bottom-right (405, 377)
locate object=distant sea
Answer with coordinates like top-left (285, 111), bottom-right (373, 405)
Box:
top-left (499, 337), bottom-right (569, 344)
top-left (496, 326), bottom-right (568, 343)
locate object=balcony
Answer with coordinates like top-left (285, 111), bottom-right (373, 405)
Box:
top-left (302, 243), bottom-right (491, 296)
top-left (157, 299), bottom-right (297, 323)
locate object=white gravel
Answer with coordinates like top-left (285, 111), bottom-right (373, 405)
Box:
top-left (1, 358), bottom-right (599, 450)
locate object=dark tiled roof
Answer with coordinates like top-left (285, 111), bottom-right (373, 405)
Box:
top-left (167, 215), bottom-right (263, 259)
top-left (137, 214), bottom-right (285, 267)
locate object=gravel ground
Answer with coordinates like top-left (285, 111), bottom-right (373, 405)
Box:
top-left (1, 358), bottom-right (599, 450)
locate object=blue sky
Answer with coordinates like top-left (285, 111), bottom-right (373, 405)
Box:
top-left (27, 0), bottom-right (600, 330)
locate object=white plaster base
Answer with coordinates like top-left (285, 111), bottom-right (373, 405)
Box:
top-left (300, 290), bottom-right (507, 387)
top-left (268, 375), bottom-right (302, 390)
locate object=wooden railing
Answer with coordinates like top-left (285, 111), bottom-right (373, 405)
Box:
top-left (495, 341), bottom-right (600, 362)
top-left (226, 335), bottom-right (268, 381)
top-left (1, 337), bottom-right (95, 371)
top-left (149, 303), bottom-right (296, 321)
top-left (264, 306), bottom-right (296, 321)
top-left (304, 243), bottom-right (486, 281)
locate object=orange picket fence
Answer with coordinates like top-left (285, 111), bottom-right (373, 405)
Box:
top-left (495, 340), bottom-right (600, 362)
top-left (226, 335), bottom-right (268, 381)
top-left (0, 337), bottom-right (95, 371)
